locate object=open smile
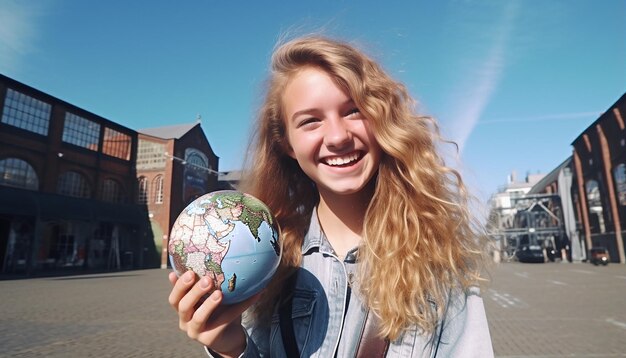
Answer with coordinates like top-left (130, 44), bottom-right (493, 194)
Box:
top-left (321, 151), bottom-right (363, 167)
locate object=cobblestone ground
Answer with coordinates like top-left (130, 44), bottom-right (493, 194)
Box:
top-left (485, 262), bottom-right (626, 357)
top-left (1, 262), bottom-right (625, 357)
top-left (0, 270), bottom-right (201, 357)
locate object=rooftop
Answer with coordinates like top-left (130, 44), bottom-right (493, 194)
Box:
top-left (138, 122), bottom-right (199, 140)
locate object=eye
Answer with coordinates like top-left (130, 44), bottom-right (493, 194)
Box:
top-left (296, 117), bottom-right (320, 128)
top-left (345, 108), bottom-right (361, 118)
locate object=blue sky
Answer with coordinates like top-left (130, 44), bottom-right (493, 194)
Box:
top-left (1, 0), bottom-right (624, 204)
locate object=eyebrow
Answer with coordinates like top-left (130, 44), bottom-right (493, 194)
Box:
top-left (290, 108), bottom-right (316, 122)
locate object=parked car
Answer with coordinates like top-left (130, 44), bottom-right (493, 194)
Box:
top-left (590, 247), bottom-right (610, 266)
top-left (516, 245), bottom-right (545, 263)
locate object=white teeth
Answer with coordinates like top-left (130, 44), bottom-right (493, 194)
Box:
top-left (325, 153), bottom-right (359, 166)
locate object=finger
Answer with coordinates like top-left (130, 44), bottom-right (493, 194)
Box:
top-left (200, 291), bottom-right (263, 330)
top-left (168, 271), bottom-right (178, 286)
top-left (168, 270), bottom-right (197, 310)
top-left (178, 276), bottom-right (217, 323)
top-left (186, 288), bottom-right (223, 338)
top-left (192, 292), bottom-right (262, 346)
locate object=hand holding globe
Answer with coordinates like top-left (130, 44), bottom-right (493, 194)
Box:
top-left (168, 190), bottom-right (281, 304)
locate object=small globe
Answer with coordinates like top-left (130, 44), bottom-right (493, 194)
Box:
top-left (168, 190), bottom-right (281, 304)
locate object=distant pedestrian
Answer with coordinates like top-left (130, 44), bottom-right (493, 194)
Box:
top-left (168, 35), bottom-right (494, 357)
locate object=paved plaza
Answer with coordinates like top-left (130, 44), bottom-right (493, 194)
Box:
top-left (1, 262), bottom-right (625, 357)
top-left (484, 262), bottom-right (626, 357)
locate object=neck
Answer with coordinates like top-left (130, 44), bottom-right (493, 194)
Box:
top-left (316, 183), bottom-right (374, 257)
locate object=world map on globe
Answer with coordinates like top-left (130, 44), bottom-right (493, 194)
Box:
top-left (169, 190), bottom-right (281, 304)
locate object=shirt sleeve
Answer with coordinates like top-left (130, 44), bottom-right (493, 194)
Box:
top-left (434, 286), bottom-right (494, 358)
top-left (202, 325), bottom-right (262, 358)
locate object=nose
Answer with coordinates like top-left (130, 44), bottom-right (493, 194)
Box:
top-left (324, 117), bottom-right (352, 148)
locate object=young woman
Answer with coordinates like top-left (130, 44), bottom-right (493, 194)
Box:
top-left (168, 35), bottom-right (493, 357)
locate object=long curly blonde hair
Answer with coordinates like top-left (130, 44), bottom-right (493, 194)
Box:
top-left (240, 35), bottom-right (490, 340)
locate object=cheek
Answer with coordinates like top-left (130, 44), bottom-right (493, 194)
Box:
top-left (360, 122), bottom-right (381, 152)
top-left (287, 131), bottom-right (316, 160)
top-left (369, 133), bottom-right (383, 157)
top-left (289, 141), bottom-right (311, 163)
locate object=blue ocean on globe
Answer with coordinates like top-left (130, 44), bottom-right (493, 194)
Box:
top-left (219, 219), bottom-right (280, 304)
top-left (168, 190), bottom-right (281, 305)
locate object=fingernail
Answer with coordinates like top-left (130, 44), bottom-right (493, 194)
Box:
top-left (200, 277), bottom-right (210, 289)
top-left (210, 290), bottom-right (222, 301)
top-left (183, 271), bottom-right (194, 283)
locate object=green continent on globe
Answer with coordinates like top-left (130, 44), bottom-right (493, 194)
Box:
top-left (211, 191), bottom-right (274, 242)
top-left (239, 209), bottom-right (264, 242)
top-left (169, 191), bottom-right (280, 292)
top-left (171, 240), bottom-right (187, 269)
top-left (205, 255), bottom-right (223, 275)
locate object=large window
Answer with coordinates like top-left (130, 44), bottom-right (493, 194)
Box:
top-left (586, 179), bottom-right (605, 233)
top-left (183, 149), bottom-right (209, 204)
top-left (57, 171), bottom-right (91, 199)
top-left (39, 220), bottom-right (90, 268)
top-left (153, 175), bottom-right (164, 204)
top-left (137, 176), bottom-right (149, 204)
top-left (103, 127), bottom-right (131, 160)
top-left (615, 163), bottom-right (626, 206)
top-left (101, 178), bottom-right (126, 203)
top-left (137, 140), bottom-right (166, 170)
top-left (0, 157), bottom-right (39, 190)
top-left (1, 88), bottom-right (51, 135)
top-left (62, 112), bottom-right (100, 151)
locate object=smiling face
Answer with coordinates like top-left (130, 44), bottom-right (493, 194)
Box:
top-left (282, 67), bottom-right (382, 199)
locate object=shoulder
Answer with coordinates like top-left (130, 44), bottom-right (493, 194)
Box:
top-left (437, 286), bottom-right (493, 357)
top-left (445, 285), bottom-right (488, 325)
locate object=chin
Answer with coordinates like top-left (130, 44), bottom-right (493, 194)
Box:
top-left (323, 183), bottom-right (370, 196)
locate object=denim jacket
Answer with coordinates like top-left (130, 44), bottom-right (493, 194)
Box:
top-left (207, 210), bottom-right (493, 357)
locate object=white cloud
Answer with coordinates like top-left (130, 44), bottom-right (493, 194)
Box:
top-left (444, 1), bottom-right (521, 152)
top-left (478, 111), bottom-right (602, 125)
top-left (0, 1), bottom-right (41, 74)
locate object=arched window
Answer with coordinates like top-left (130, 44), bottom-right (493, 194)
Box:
top-left (102, 178), bottom-right (126, 203)
top-left (57, 171), bottom-right (91, 198)
top-left (137, 176), bottom-right (149, 204)
top-left (183, 148), bottom-right (209, 204)
top-left (186, 152), bottom-right (208, 169)
top-left (0, 157), bottom-right (39, 190)
top-left (153, 175), bottom-right (164, 204)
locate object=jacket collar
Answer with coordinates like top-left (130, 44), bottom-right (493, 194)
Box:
top-left (302, 209), bottom-right (334, 255)
top-left (302, 209), bottom-right (361, 259)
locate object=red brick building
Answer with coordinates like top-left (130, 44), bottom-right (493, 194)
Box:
top-left (137, 123), bottom-right (219, 268)
top-left (571, 93), bottom-right (626, 263)
top-left (0, 74), bottom-right (157, 276)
